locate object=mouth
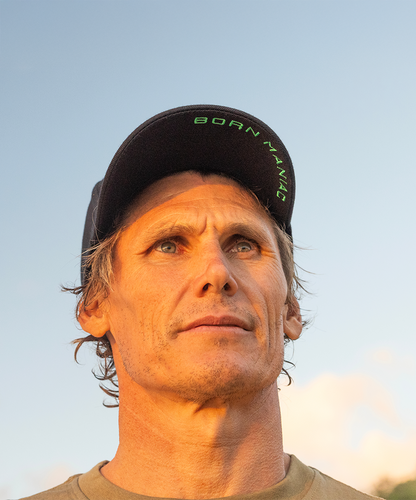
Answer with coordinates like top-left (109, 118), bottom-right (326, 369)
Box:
top-left (182, 315), bottom-right (252, 333)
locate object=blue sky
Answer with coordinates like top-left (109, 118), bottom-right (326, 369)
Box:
top-left (1, 1), bottom-right (415, 497)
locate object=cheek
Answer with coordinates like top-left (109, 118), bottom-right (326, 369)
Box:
top-left (107, 287), bottom-right (172, 382)
top-left (247, 261), bottom-right (287, 312)
top-left (108, 289), bottom-right (161, 339)
top-left (107, 264), bottom-right (185, 345)
top-left (247, 263), bottom-right (288, 349)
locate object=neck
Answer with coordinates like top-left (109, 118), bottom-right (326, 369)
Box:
top-left (101, 380), bottom-right (290, 498)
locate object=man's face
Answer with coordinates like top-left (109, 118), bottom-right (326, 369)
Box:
top-left (101, 172), bottom-right (298, 403)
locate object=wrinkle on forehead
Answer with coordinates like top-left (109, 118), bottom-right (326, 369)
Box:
top-left (124, 172), bottom-right (264, 227)
top-left (125, 198), bottom-right (276, 252)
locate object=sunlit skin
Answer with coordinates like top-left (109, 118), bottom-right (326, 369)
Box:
top-left (80, 172), bottom-right (302, 499)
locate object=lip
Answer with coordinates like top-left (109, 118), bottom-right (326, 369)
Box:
top-left (182, 315), bottom-right (251, 332)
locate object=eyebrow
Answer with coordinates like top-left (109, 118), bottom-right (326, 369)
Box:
top-left (140, 222), bottom-right (273, 247)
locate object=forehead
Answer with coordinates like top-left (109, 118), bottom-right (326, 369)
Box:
top-left (124, 171), bottom-right (272, 228)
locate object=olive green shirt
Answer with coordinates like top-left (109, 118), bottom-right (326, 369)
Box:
top-left (20, 455), bottom-right (382, 500)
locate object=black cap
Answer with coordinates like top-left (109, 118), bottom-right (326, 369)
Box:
top-left (81, 104), bottom-right (295, 285)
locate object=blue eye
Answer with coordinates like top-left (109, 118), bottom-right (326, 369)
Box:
top-left (235, 240), bottom-right (253, 252)
top-left (159, 241), bottom-right (177, 253)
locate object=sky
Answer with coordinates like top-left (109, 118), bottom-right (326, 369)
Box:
top-left (1, 0), bottom-right (415, 498)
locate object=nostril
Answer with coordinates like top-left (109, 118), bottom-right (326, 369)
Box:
top-left (202, 282), bottom-right (230, 292)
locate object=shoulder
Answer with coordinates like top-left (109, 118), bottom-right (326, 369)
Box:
top-left (17, 461), bottom-right (108, 500)
top-left (18, 474), bottom-right (84, 500)
top-left (308, 463), bottom-right (383, 499)
top-left (251, 455), bottom-right (382, 500)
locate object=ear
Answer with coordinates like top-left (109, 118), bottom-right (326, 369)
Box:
top-left (78, 299), bottom-right (111, 338)
top-left (283, 298), bottom-right (303, 340)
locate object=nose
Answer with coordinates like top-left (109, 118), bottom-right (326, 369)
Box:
top-left (192, 243), bottom-right (238, 297)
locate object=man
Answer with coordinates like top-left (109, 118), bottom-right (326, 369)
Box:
top-left (24, 105), bottom-right (381, 499)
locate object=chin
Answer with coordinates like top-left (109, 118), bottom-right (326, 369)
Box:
top-left (168, 359), bottom-right (280, 404)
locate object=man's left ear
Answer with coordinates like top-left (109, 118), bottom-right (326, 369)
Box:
top-left (284, 298), bottom-right (303, 340)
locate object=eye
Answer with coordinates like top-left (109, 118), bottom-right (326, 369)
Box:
top-left (157, 240), bottom-right (177, 253)
top-left (231, 237), bottom-right (257, 253)
top-left (236, 240), bottom-right (253, 252)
